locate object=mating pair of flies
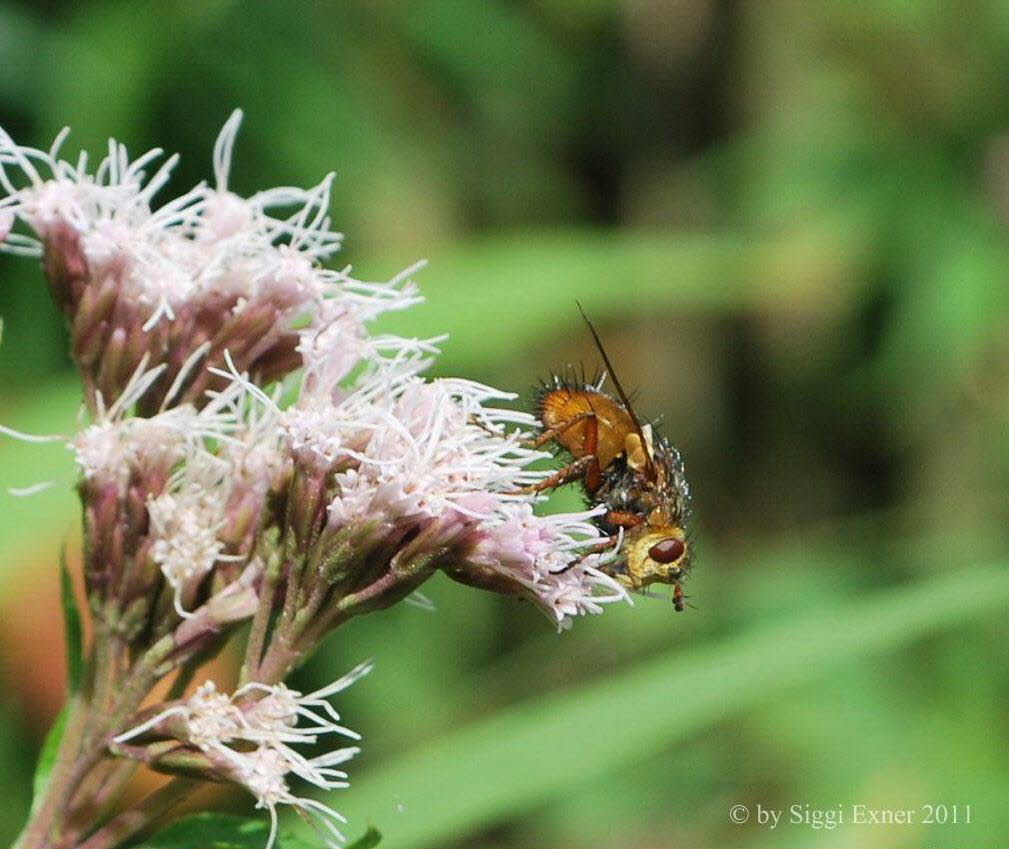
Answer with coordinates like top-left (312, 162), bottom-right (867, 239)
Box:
top-left (522, 307), bottom-right (693, 612)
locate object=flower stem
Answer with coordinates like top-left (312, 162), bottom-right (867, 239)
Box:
top-left (14, 692), bottom-right (89, 849)
top-left (17, 628), bottom-right (180, 849)
top-left (61, 758), bottom-right (138, 848)
top-left (76, 778), bottom-right (197, 849)
top-left (241, 550), bottom-right (281, 684)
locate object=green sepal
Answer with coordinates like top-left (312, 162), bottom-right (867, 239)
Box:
top-left (60, 545), bottom-right (84, 693)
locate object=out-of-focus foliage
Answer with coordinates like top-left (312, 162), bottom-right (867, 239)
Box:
top-left (2, 1), bottom-right (1009, 847)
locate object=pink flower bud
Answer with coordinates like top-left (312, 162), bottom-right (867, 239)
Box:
top-left (40, 218), bottom-right (89, 316)
top-left (205, 570), bottom-right (260, 626)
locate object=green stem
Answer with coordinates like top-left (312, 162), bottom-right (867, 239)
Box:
top-left (240, 551), bottom-right (280, 685)
top-left (76, 778), bottom-right (197, 849)
top-left (18, 629), bottom-right (181, 849)
top-left (62, 758), bottom-right (138, 848)
top-left (88, 614), bottom-right (119, 716)
top-left (258, 553), bottom-right (440, 685)
top-left (13, 693), bottom-right (89, 849)
top-left (102, 634), bottom-right (176, 736)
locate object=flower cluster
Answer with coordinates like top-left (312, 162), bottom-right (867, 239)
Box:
top-left (115, 662), bottom-right (373, 849)
top-left (0, 112), bottom-right (417, 416)
top-left (1, 113), bottom-right (630, 849)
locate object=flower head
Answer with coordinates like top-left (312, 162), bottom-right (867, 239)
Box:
top-left (0, 112), bottom-right (419, 414)
top-left (147, 461), bottom-right (232, 618)
top-left (319, 376), bottom-right (541, 529)
top-left (115, 662), bottom-right (372, 849)
top-left (454, 503), bottom-right (630, 628)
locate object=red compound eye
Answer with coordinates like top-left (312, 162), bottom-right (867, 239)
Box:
top-left (648, 537), bottom-right (685, 563)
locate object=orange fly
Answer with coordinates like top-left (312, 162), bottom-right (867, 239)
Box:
top-left (528, 305), bottom-right (693, 610)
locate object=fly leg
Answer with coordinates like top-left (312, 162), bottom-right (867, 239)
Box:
top-left (549, 510), bottom-right (642, 576)
top-left (467, 415), bottom-right (505, 437)
top-left (672, 581), bottom-right (686, 612)
top-left (581, 411), bottom-right (602, 492)
top-left (511, 454), bottom-right (594, 495)
top-left (524, 410), bottom-right (595, 449)
top-left (549, 535), bottom-right (619, 574)
top-left (512, 413), bottom-right (602, 495)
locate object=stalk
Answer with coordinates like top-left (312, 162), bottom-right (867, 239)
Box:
top-left (14, 692), bottom-right (89, 849)
top-left (76, 779), bottom-right (198, 849)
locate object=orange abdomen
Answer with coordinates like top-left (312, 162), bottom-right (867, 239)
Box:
top-left (538, 387), bottom-right (634, 468)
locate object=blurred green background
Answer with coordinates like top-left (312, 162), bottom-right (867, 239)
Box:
top-left (3, 1), bottom-right (1009, 847)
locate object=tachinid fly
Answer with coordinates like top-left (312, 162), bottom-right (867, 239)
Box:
top-left (526, 306), bottom-right (693, 609)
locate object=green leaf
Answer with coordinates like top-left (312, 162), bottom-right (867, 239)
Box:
top-left (134, 813), bottom-right (379, 849)
top-left (60, 547), bottom-right (84, 694)
top-left (134, 813), bottom-right (270, 849)
top-left (344, 827), bottom-right (382, 849)
top-left (28, 706), bottom-right (67, 817)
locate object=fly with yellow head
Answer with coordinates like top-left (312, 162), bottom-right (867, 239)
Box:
top-left (526, 306), bottom-right (693, 611)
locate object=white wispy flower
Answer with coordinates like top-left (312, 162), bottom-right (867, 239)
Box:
top-left (280, 323), bottom-right (632, 623)
top-left (0, 123), bottom-right (193, 252)
top-left (0, 111), bottom-right (420, 393)
top-left (114, 662), bottom-right (372, 849)
top-left (315, 376), bottom-right (544, 528)
top-left (469, 503), bottom-right (631, 628)
top-left (203, 369), bottom-right (289, 499)
top-left (295, 319), bottom-right (442, 414)
top-left (72, 357), bottom-right (240, 487)
top-left (147, 454), bottom-right (238, 618)
top-left (147, 486), bottom-right (226, 616)
top-left (1, 354), bottom-right (225, 494)
top-left (183, 680), bottom-right (247, 749)
top-left (236, 661), bottom-right (371, 742)
top-left (236, 747), bottom-right (353, 849)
